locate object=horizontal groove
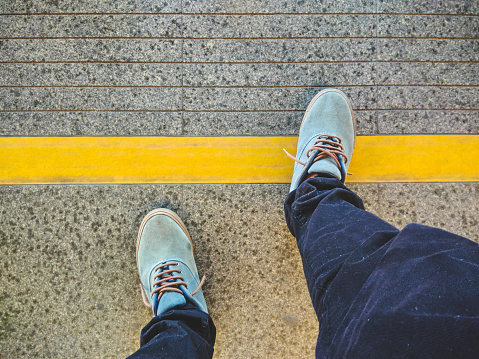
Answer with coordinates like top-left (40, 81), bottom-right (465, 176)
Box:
top-left (2, 133), bottom-right (478, 138)
top-left (1, 85), bottom-right (478, 89)
top-left (0, 109), bottom-right (470, 112)
top-left (0, 12), bottom-right (179, 16)
top-left (1, 60), bottom-right (478, 64)
top-left (2, 109), bottom-right (478, 113)
top-left (0, 109), bottom-right (185, 112)
top-left (374, 108), bottom-right (479, 111)
top-left (1, 37), bottom-right (478, 40)
top-left (0, 12), bottom-right (478, 16)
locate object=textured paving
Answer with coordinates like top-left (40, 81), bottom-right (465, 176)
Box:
top-left (0, 1), bottom-right (478, 358)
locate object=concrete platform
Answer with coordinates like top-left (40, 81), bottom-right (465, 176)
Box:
top-left (0, 1), bottom-right (478, 358)
top-left (1, 184), bottom-right (477, 358)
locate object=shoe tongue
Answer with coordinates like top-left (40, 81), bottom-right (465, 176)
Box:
top-left (308, 155), bottom-right (341, 180)
top-left (305, 137), bottom-right (342, 181)
top-left (156, 291), bottom-right (187, 316)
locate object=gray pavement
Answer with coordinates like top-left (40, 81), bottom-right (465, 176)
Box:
top-left (0, 1), bottom-right (478, 358)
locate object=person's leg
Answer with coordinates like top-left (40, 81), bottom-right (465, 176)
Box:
top-left (285, 89), bottom-right (479, 358)
top-left (128, 209), bottom-right (216, 359)
top-left (285, 175), bottom-right (399, 357)
top-left (286, 177), bottom-right (479, 358)
top-left (128, 303), bottom-right (215, 358)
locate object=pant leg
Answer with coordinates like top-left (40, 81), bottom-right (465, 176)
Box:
top-left (127, 303), bottom-right (216, 359)
top-left (285, 176), bottom-right (479, 359)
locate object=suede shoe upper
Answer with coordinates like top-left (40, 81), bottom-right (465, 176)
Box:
top-left (288, 89), bottom-right (355, 191)
top-left (136, 209), bottom-right (208, 316)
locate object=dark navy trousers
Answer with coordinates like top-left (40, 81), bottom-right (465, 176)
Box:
top-left (129, 177), bottom-right (479, 358)
top-left (126, 302), bottom-right (216, 358)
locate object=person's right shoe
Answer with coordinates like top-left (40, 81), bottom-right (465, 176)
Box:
top-left (286, 89), bottom-right (356, 192)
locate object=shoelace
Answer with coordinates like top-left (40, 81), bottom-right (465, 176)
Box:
top-left (284, 134), bottom-right (349, 169)
top-left (142, 261), bottom-right (206, 308)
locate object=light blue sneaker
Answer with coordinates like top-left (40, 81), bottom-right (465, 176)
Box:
top-left (136, 208), bottom-right (208, 316)
top-left (285, 89), bottom-right (356, 192)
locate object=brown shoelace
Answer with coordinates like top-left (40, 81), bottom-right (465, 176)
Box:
top-left (150, 261), bottom-right (206, 302)
top-left (284, 134), bottom-right (348, 168)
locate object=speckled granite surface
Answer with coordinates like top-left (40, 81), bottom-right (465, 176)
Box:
top-left (1, 184), bottom-right (476, 358)
top-left (1, 1), bottom-right (478, 358)
top-left (0, 185), bottom-right (317, 358)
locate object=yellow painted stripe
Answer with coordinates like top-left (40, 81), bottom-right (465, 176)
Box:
top-left (0, 135), bottom-right (477, 184)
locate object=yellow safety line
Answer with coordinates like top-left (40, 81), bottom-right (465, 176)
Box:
top-left (0, 135), bottom-right (477, 184)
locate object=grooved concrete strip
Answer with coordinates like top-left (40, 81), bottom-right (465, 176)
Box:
top-left (182, 38), bottom-right (378, 62)
top-left (0, 112), bottom-right (183, 136)
top-left (0, 39), bottom-right (183, 62)
top-left (377, 15), bottom-right (479, 38)
top-left (0, 14), bottom-right (183, 38)
top-left (182, 110), bottom-right (377, 136)
top-left (2, 86), bottom-right (477, 111)
top-left (377, 110), bottom-right (479, 134)
top-left (374, 62), bottom-right (479, 86)
top-left (0, 110), bottom-right (375, 136)
top-left (2, 38), bottom-right (477, 62)
top-left (2, 62), bottom-right (478, 87)
top-left (377, 0), bottom-right (476, 14)
top-left (0, 63), bottom-right (372, 86)
top-left (1, 0), bottom-right (476, 14)
top-left (182, 0), bottom-right (378, 14)
top-left (376, 38), bottom-right (479, 61)
top-left (2, 110), bottom-right (477, 137)
top-left (2, 14), bottom-right (478, 39)
top-left (0, 0), bottom-right (182, 14)
top-left (0, 87), bottom-right (182, 111)
top-left (181, 87), bottom-right (376, 110)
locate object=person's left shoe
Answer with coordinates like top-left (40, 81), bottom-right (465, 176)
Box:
top-left (136, 208), bottom-right (208, 316)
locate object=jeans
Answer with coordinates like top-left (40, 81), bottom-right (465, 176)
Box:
top-left (128, 177), bottom-right (479, 358)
